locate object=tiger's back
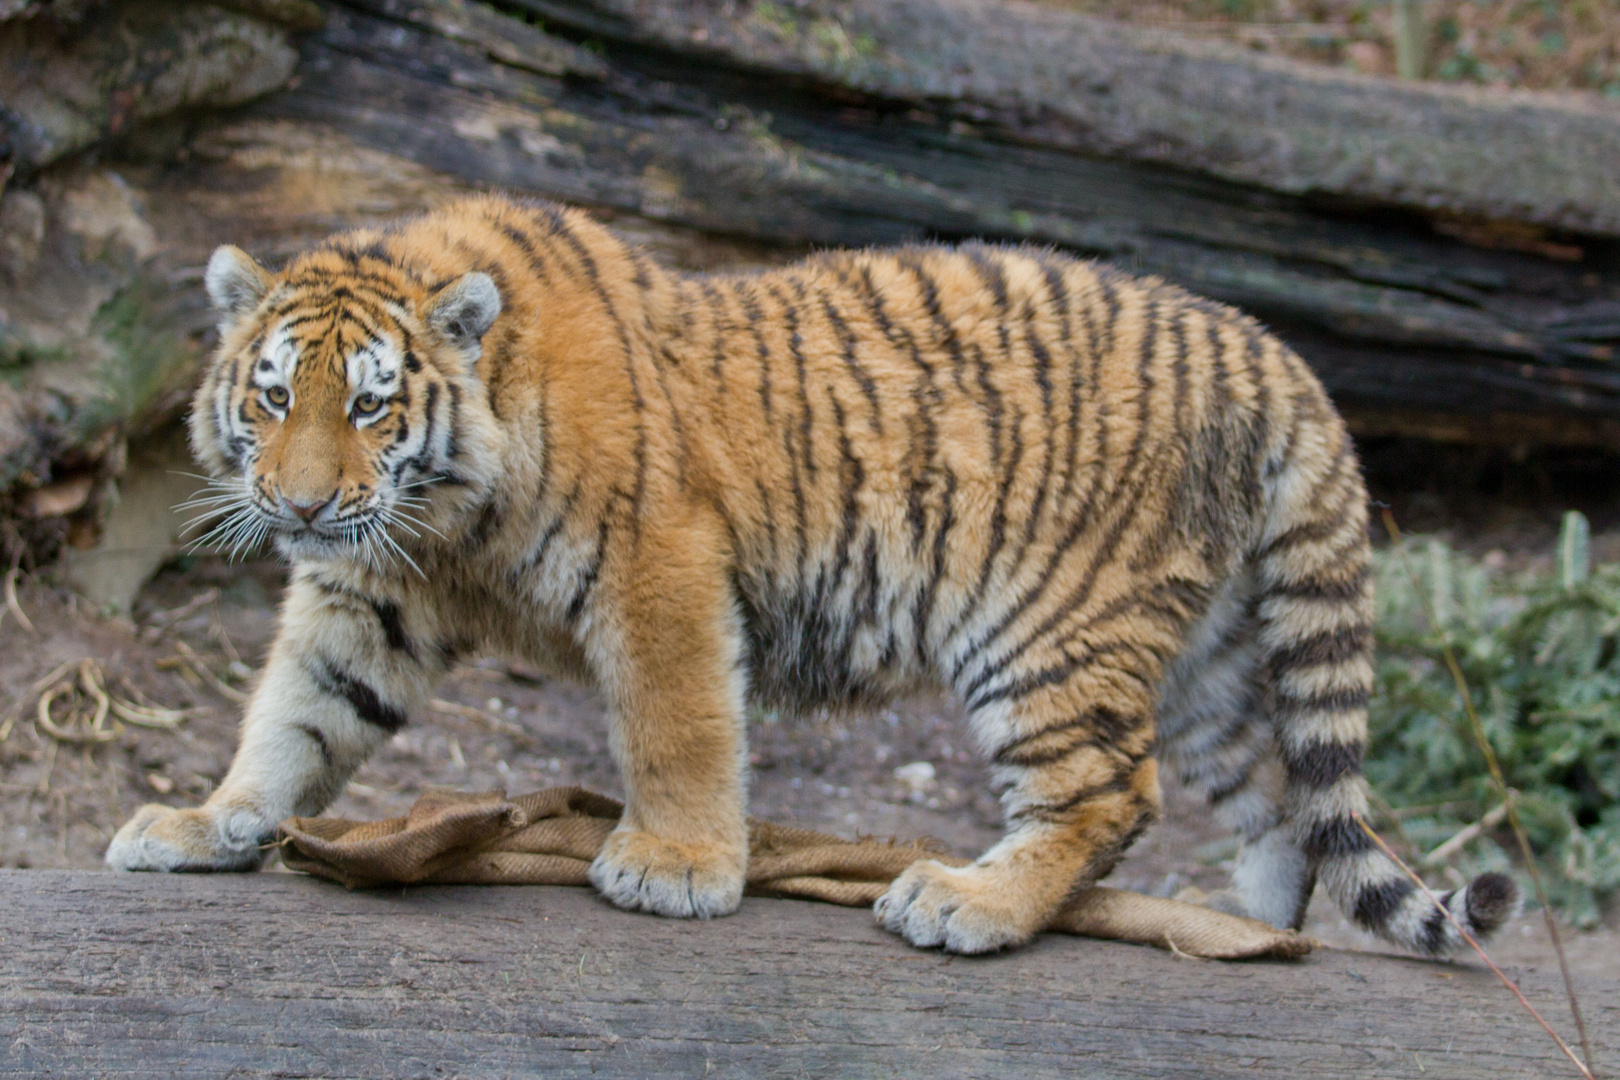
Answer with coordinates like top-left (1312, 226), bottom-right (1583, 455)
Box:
top-left (668, 245), bottom-right (1275, 718)
top-left (109, 195), bottom-right (1516, 957)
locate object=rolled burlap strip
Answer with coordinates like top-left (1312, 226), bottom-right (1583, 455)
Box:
top-left (277, 786), bottom-right (1313, 961)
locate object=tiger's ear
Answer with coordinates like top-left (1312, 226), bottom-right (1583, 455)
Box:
top-left (204, 245), bottom-right (273, 330)
top-left (425, 272), bottom-right (502, 363)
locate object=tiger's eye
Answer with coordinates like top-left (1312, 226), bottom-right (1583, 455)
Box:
top-left (353, 393), bottom-right (384, 416)
top-left (265, 385), bottom-right (290, 408)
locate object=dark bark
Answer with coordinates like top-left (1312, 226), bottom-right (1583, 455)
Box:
top-left (3, 0), bottom-right (1620, 563)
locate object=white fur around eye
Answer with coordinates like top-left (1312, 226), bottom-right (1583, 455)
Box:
top-left (253, 327), bottom-right (299, 388)
top-left (250, 328), bottom-right (299, 414)
top-left (345, 340), bottom-right (402, 428)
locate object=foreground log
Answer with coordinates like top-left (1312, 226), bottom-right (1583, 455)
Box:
top-left (5, 0), bottom-right (1620, 570)
top-left (1, 870), bottom-right (1614, 1078)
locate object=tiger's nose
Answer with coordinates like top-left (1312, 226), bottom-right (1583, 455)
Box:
top-left (283, 494), bottom-right (333, 523)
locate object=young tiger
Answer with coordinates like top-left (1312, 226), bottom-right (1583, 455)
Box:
top-left (106, 194), bottom-right (1516, 956)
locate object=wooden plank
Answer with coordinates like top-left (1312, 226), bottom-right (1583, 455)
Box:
top-left (0, 869), bottom-right (1613, 1078)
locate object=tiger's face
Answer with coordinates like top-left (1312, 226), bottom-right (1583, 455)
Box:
top-left (189, 243), bottom-right (502, 568)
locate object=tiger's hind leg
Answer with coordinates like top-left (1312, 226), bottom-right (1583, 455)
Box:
top-left (875, 653), bottom-right (1162, 954)
top-left (1158, 570), bottom-right (1315, 930)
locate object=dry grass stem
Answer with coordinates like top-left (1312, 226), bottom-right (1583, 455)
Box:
top-left (171, 640), bottom-right (250, 704)
top-left (1382, 509), bottom-right (1597, 1077)
top-left (36, 685), bottom-right (116, 745)
top-left (1423, 799), bottom-right (1511, 868)
top-left (1353, 814), bottom-right (1595, 1080)
top-left (140, 588), bottom-right (220, 637)
top-left (34, 733), bottom-right (57, 796)
top-left (3, 569), bottom-right (37, 636)
top-left (429, 697), bottom-right (527, 737)
top-left (31, 660), bottom-right (188, 747)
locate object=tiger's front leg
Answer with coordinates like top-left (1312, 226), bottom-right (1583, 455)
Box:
top-left (584, 522), bottom-right (749, 920)
top-left (106, 572), bottom-right (439, 872)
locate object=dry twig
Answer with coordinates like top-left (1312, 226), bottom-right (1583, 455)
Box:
top-left (1354, 815), bottom-right (1594, 1080)
top-left (1382, 509), bottom-right (1596, 1076)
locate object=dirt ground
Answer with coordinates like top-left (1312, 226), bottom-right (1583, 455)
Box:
top-left (2, 532), bottom-right (1615, 984)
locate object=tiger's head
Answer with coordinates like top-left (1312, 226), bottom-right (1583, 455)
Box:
top-left (189, 241), bottom-right (504, 569)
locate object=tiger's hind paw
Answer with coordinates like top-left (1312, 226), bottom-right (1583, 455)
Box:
top-left (588, 828), bottom-right (744, 920)
top-left (874, 859), bottom-right (1041, 954)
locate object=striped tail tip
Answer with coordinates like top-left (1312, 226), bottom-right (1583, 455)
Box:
top-left (1460, 871), bottom-right (1520, 940)
top-left (1391, 871), bottom-right (1521, 957)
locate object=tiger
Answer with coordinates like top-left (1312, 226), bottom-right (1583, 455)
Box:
top-left (106, 193), bottom-right (1517, 956)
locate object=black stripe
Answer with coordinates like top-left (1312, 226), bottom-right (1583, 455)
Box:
top-left (566, 517), bottom-right (611, 622)
top-left (1280, 738), bottom-right (1363, 789)
top-left (1205, 755), bottom-right (1260, 806)
top-left (1353, 878), bottom-right (1415, 929)
top-left (965, 639), bottom-right (1143, 711)
top-left (444, 380), bottom-right (463, 461)
top-left (296, 723), bottom-right (334, 769)
top-left (854, 261), bottom-right (938, 556)
top-left (819, 291), bottom-right (883, 433)
top-left (779, 279), bottom-right (817, 484)
top-left (1269, 565), bottom-right (1369, 602)
top-left (523, 481), bottom-right (582, 572)
top-left (700, 281), bottom-right (729, 381)
top-left (963, 245), bottom-right (1009, 312)
top-left (395, 381), bottom-right (439, 484)
top-left (547, 209), bottom-right (647, 529)
top-left (370, 598), bottom-right (414, 658)
top-left (737, 281), bottom-right (774, 422)
top-left (1301, 816), bottom-right (1374, 861)
top-left (496, 221), bottom-right (551, 282)
top-left (818, 397), bottom-right (866, 623)
top-left (1418, 892), bottom-right (1454, 954)
top-left (309, 577), bottom-right (418, 661)
top-left (306, 658), bottom-right (407, 733)
top-left (1010, 771), bottom-right (1134, 823)
top-left (1268, 626), bottom-right (1370, 672)
top-left (897, 254), bottom-right (970, 398)
top-left (1255, 523), bottom-right (1340, 564)
top-left (910, 467), bottom-right (957, 664)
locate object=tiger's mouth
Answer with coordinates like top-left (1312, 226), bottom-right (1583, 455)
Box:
top-left (180, 473), bottom-right (433, 574)
top-left (259, 496), bottom-right (429, 574)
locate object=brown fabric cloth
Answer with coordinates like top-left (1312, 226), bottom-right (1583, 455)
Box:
top-left (277, 787), bottom-right (1313, 961)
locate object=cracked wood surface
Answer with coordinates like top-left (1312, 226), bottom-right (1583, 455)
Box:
top-left (1, 869), bottom-right (1614, 1078)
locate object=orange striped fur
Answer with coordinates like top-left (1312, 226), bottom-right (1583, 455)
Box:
top-left (107, 195), bottom-right (1515, 955)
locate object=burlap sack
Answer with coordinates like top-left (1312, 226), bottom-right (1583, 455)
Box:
top-left (278, 786), bottom-right (1313, 961)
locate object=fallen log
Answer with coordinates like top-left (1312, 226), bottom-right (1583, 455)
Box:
top-left (1, 869), bottom-right (1613, 1078)
top-left (4, 0), bottom-right (1620, 572)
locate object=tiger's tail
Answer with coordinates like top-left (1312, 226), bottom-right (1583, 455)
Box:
top-left (1253, 395), bottom-right (1518, 956)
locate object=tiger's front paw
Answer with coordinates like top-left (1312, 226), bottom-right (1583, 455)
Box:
top-left (875, 859), bottom-right (1043, 954)
top-left (587, 828), bottom-right (744, 920)
top-left (105, 802), bottom-right (268, 873)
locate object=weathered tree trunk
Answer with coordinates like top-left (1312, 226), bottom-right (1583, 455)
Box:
top-left (4, 0), bottom-right (1620, 569)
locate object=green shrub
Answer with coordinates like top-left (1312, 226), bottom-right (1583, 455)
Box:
top-left (1369, 513), bottom-right (1620, 927)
